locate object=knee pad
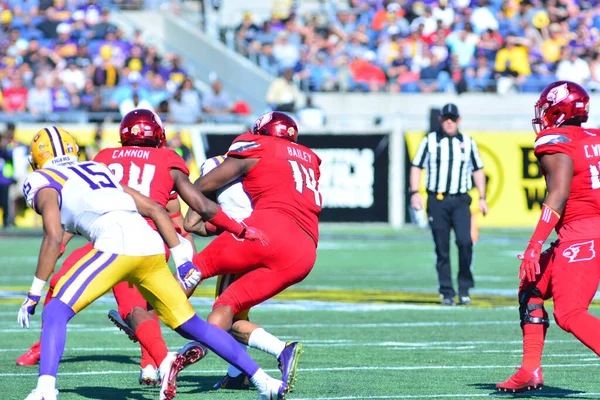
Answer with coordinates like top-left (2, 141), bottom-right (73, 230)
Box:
top-left (519, 287), bottom-right (549, 328)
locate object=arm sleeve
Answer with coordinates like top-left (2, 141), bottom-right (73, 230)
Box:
top-left (227, 134), bottom-right (263, 159)
top-left (470, 139), bottom-right (484, 171)
top-left (533, 133), bottom-right (573, 158)
top-left (411, 136), bottom-right (429, 168)
top-left (23, 172), bottom-right (61, 213)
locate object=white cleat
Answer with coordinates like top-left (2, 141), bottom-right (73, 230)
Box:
top-left (159, 352), bottom-right (186, 400)
top-left (138, 364), bottom-right (159, 386)
top-left (107, 309), bottom-right (138, 342)
top-left (24, 389), bottom-right (58, 400)
top-left (257, 376), bottom-right (287, 400)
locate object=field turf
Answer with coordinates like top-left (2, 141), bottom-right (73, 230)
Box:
top-left (1, 226), bottom-right (600, 400)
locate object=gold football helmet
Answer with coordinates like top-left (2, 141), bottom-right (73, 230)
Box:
top-left (29, 126), bottom-right (79, 170)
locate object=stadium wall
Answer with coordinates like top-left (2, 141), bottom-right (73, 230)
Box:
top-left (9, 121), bottom-right (551, 230)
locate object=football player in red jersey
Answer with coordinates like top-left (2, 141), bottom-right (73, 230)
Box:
top-left (498, 81), bottom-right (600, 392)
top-left (182, 112), bottom-right (321, 391)
top-left (16, 110), bottom-right (204, 385)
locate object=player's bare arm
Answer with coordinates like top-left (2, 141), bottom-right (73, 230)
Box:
top-left (539, 152), bottom-right (574, 214)
top-left (35, 189), bottom-right (63, 282)
top-left (122, 185), bottom-right (181, 249)
top-left (194, 156), bottom-right (258, 194)
top-left (172, 169), bottom-right (220, 219)
top-left (166, 197), bottom-right (196, 252)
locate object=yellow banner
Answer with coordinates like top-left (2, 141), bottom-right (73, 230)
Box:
top-left (405, 131), bottom-right (546, 227)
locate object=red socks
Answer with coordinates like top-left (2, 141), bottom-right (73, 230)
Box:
top-left (136, 316), bottom-right (168, 368)
top-left (521, 299), bottom-right (547, 371)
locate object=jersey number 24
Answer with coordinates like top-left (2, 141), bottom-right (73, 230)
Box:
top-left (108, 162), bottom-right (156, 197)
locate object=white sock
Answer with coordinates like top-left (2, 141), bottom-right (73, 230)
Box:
top-left (248, 328), bottom-right (286, 357)
top-left (37, 375), bottom-right (56, 392)
top-left (250, 368), bottom-right (268, 392)
top-left (227, 345), bottom-right (247, 377)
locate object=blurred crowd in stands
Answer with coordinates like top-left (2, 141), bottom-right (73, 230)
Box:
top-left (0, 0), bottom-right (252, 123)
top-left (236, 0), bottom-right (600, 94)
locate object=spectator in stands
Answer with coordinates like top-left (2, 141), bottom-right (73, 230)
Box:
top-left (27, 75), bottom-right (52, 117)
top-left (169, 86), bottom-right (201, 124)
top-left (51, 76), bottom-right (79, 112)
top-left (55, 23), bottom-right (77, 59)
top-left (297, 96), bottom-right (326, 128)
top-left (349, 50), bottom-right (387, 92)
top-left (168, 131), bottom-right (191, 163)
top-left (494, 35), bottom-right (531, 91)
top-left (465, 54), bottom-right (495, 92)
top-left (541, 23), bottom-right (566, 65)
top-left (92, 45), bottom-right (120, 88)
top-left (73, 39), bottom-right (92, 70)
top-left (147, 74), bottom-right (170, 108)
top-left (202, 78), bottom-right (232, 115)
top-left (119, 91), bottom-right (154, 117)
top-left (446, 29), bottom-right (476, 68)
top-left (273, 31), bottom-right (300, 71)
top-left (235, 11), bottom-right (261, 56)
top-left (257, 42), bottom-right (279, 76)
top-left (167, 54), bottom-right (186, 86)
top-left (418, 52), bottom-right (451, 93)
top-left (556, 49), bottom-right (591, 87)
top-left (266, 68), bottom-right (302, 111)
top-left (2, 76), bottom-right (27, 113)
top-left (90, 7), bottom-right (117, 40)
top-left (109, 71), bottom-right (149, 110)
top-left (79, 79), bottom-right (103, 112)
top-left (60, 60), bottom-right (86, 92)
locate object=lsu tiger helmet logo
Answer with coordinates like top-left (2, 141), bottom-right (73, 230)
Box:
top-left (562, 240), bottom-right (596, 263)
top-left (29, 126), bottom-right (79, 170)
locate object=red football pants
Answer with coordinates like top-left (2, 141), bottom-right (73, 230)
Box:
top-left (193, 210), bottom-right (316, 315)
top-left (551, 238), bottom-right (600, 355)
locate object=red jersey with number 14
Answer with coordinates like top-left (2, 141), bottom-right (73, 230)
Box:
top-left (94, 146), bottom-right (189, 208)
top-left (227, 133), bottom-right (322, 244)
top-left (534, 126), bottom-right (600, 233)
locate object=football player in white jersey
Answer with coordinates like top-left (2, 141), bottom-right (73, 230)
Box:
top-left (18, 127), bottom-right (287, 400)
top-left (184, 155), bottom-right (304, 392)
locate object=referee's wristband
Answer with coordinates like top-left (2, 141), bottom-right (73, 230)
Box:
top-left (480, 195), bottom-right (486, 200)
top-left (409, 190), bottom-right (419, 197)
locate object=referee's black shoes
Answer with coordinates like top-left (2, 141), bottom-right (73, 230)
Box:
top-left (441, 295), bottom-right (455, 306)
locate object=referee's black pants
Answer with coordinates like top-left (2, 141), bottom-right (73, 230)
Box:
top-left (427, 192), bottom-right (474, 298)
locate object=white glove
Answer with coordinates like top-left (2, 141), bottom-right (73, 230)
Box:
top-left (18, 293), bottom-right (41, 328)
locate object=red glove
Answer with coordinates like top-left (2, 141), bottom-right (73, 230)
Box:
top-left (59, 243), bottom-right (66, 257)
top-left (518, 240), bottom-right (543, 282)
top-left (238, 223), bottom-right (269, 246)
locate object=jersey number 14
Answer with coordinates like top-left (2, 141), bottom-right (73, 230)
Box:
top-left (288, 160), bottom-right (321, 206)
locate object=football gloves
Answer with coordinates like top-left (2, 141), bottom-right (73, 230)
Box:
top-left (177, 261), bottom-right (201, 290)
top-left (18, 293), bottom-right (41, 328)
top-left (518, 241), bottom-right (543, 282)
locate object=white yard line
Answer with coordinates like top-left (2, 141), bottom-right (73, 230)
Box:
top-left (2, 363), bottom-right (600, 377)
top-left (294, 393), bottom-right (600, 400)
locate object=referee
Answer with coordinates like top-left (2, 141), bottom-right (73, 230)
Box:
top-left (409, 103), bottom-right (488, 306)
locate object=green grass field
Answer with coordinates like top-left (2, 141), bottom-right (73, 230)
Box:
top-left (1, 227), bottom-right (600, 400)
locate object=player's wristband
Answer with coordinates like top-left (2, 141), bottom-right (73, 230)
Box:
top-left (169, 212), bottom-right (183, 220)
top-left (529, 203), bottom-right (561, 245)
top-left (29, 276), bottom-right (47, 296)
top-left (181, 230), bottom-right (191, 238)
top-left (208, 208), bottom-right (245, 237)
top-left (169, 242), bottom-right (193, 266)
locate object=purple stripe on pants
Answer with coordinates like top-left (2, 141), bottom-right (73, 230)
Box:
top-left (68, 254), bottom-right (118, 307)
top-left (56, 251), bottom-right (102, 300)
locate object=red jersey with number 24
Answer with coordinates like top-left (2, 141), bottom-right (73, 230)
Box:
top-left (94, 146), bottom-right (189, 208)
top-left (227, 133), bottom-right (322, 244)
top-left (534, 126), bottom-right (600, 234)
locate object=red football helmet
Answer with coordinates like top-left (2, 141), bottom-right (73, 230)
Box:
top-left (119, 109), bottom-right (166, 148)
top-left (251, 111), bottom-right (298, 143)
top-left (532, 80), bottom-right (590, 134)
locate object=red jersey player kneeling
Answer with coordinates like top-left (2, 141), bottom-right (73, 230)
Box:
top-left (497, 81), bottom-right (600, 393)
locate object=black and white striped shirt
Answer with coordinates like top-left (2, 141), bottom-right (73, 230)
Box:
top-left (412, 131), bottom-right (484, 194)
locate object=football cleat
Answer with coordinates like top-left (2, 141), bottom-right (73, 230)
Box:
top-left (139, 364), bottom-right (159, 386)
top-left (107, 309), bottom-right (138, 343)
top-left (257, 376), bottom-right (287, 400)
top-left (159, 343), bottom-right (208, 400)
top-left (496, 367), bottom-right (544, 393)
top-left (17, 342), bottom-right (41, 366)
top-left (277, 342), bottom-right (303, 392)
top-left (213, 373), bottom-right (252, 390)
top-left (177, 341), bottom-right (208, 367)
top-left (24, 389), bottom-right (58, 400)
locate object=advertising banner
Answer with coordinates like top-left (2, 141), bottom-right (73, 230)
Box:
top-left (405, 131), bottom-right (546, 227)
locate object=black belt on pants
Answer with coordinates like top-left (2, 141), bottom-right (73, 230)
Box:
top-left (427, 191), bottom-right (467, 201)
